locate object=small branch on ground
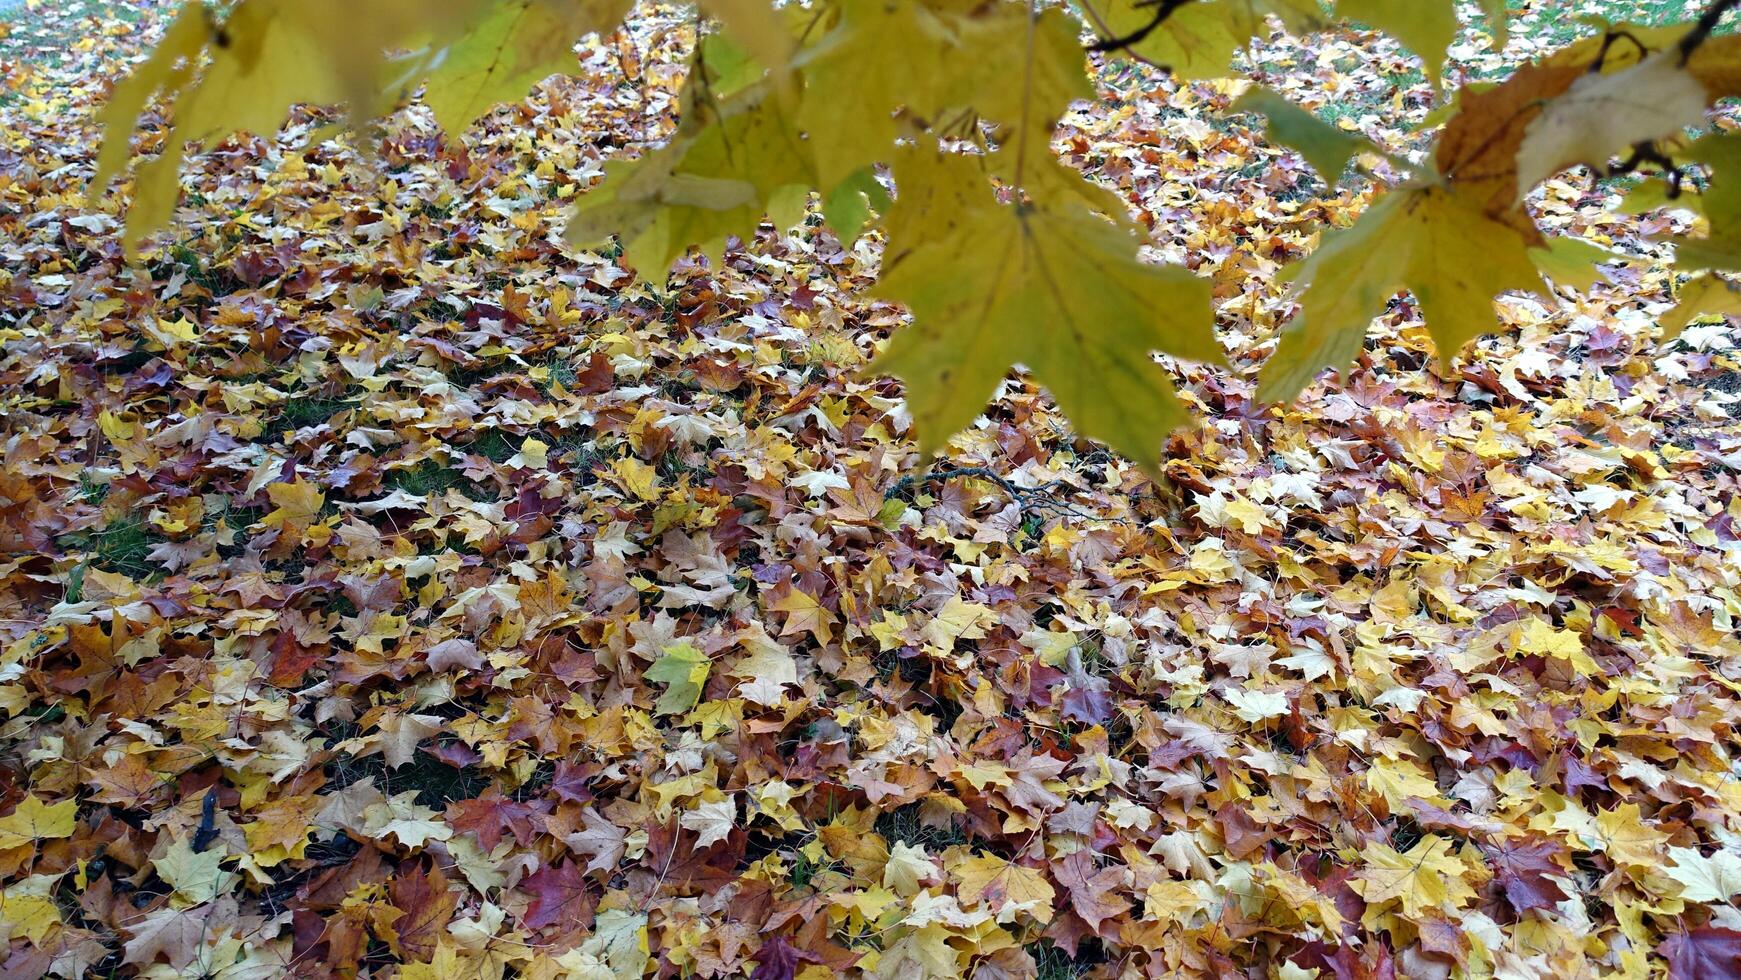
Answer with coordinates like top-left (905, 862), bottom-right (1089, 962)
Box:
top-left (885, 466), bottom-right (1127, 524)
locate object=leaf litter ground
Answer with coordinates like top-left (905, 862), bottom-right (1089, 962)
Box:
top-left (2, 1), bottom-right (1741, 978)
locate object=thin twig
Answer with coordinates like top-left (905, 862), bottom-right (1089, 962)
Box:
top-left (885, 466), bottom-right (1128, 524)
top-left (1587, 29), bottom-right (1649, 73)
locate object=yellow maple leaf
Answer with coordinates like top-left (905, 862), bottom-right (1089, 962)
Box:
top-left (1596, 804), bottom-right (1671, 871)
top-left (97, 410), bottom-right (137, 443)
top-left (1351, 836), bottom-right (1479, 922)
top-left (1513, 619), bottom-right (1600, 676)
top-left (0, 876), bottom-right (63, 944)
top-left (1364, 757), bottom-right (1447, 810)
top-left (771, 589), bottom-right (836, 646)
top-left (953, 853), bottom-right (1055, 923)
top-left (611, 457), bottom-right (661, 502)
top-left (958, 761), bottom-right (1013, 791)
top-left (867, 612), bottom-right (909, 652)
top-left (508, 436), bottom-right (549, 469)
top-left (919, 596), bottom-right (996, 654)
top-left (147, 315), bottom-right (200, 347)
top-left (1143, 880), bottom-right (1205, 924)
top-left (0, 795), bottom-right (76, 851)
top-left (263, 479), bottom-right (326, 534)
top-left (242, 806), bottom-right (315, 869)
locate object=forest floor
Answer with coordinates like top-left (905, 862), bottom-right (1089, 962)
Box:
top-left (2, 0), bottom-right (1741, 978)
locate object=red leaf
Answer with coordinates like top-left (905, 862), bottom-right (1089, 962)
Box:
top-left (447, 787), bottom-right (548, 851)
top-left (1060, 661), bottom-right (1112, 725)
top-left (1293, 940), bottom-right (1398, 980)
top-left (267, 630), bottom-right (326, 688)
top-left (1040, 910), bottom-right (1095, 959)
top-left (549, 762), bottom-right (597, 804)
top-left (519, 859), bottom-right (595, 932)
top-left (1215, 804), bottom-right (1269, 861)
top-left (1486, 835), bottom-right (1569, 914)
top-left (571, 350), bottom-right (615, 394)
top-left (642, 821), bottom-right (748, 894)
top-left (749, 935), bottom-right (820, 980)
top-left (1661, 928), bottom-right (1741, 980)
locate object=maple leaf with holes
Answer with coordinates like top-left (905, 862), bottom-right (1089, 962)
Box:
top-left (1486, 834), bottom-right (1569, 913)
top-left (519, 859), bottom-right (595, 931)
top-left (563, 807), bottom-right (628, 876)
top-left (1661, 928), bottom-right (1741, 980)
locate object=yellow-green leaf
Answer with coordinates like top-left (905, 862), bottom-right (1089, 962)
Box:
top-left (1233, 86), bottom-right (1374, 186)
top-left (1259, 184), bottom-right (1546, 402)
top-left (1529, 236), bottom-right (1629, 290)
top-left (646, 641), bottom-right (711, 716)
top-left (1337, 0), bottom-right (1458, 90)
top-left (416, 0), bottom-right (633, 135)
top-left (1660, 274), bottom-right (1741, 340)
top-left (872, 150), bottom-right (1220, 468)
top-left (153, 836), bottom-right (236, 908)
top-left (698, 0), bottom-right (792, 77)
top-left (1515, 52), bottom-right (1708, 198)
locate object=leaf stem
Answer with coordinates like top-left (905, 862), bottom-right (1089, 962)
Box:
top-left (1015, 0), bottom-right (1038, 188)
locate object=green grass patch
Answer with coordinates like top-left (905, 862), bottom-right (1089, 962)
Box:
top-left (464, 429), bottom-right (519, 463)
top-left (270, 395), bottom-right (357, 437)
top-left (386, 461), bottom-right (464, 496)
top-left (1031, 941), bottom-right (1096, 980)
top-left (60, 515), bottom-right (163, 583)
top-left (874, 803), bottom-right (968, 851)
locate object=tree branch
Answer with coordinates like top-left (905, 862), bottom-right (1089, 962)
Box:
top-left (1075, 0), bottom-right (1166, 71)
top-left (1679, 0), bottom-right (1741, 63)
top-left (1086, 0), bottom-right (1195, 54)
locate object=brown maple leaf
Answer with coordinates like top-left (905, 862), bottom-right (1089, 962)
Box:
top-left (447, 787), bottom-right (549, 851)
top-left (563, 807), bottom-right (628, 876)
top-left (387, 861), bottom-right (457, 962)
top-left (1054, 850), bottom-right (1129, 937)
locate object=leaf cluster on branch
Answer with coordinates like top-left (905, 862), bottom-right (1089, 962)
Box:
top-left (94, 0), bottom-right (1741, 468)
